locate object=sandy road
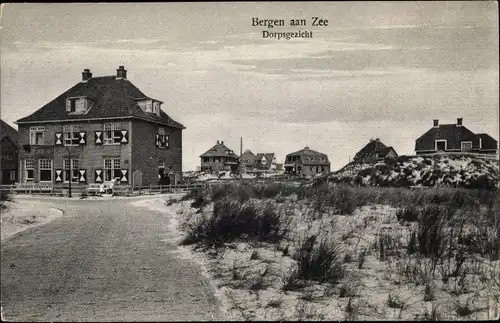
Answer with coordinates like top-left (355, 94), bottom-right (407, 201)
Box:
top-left (1, 196), bottom-right (223, 322)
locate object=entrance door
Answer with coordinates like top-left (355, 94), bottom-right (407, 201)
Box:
top-left (1, 170), bottom-right (15, 185)
top-left (436, 140), bottom-right (446, 151)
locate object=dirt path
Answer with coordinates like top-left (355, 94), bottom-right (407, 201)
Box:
top-left (1, 196), bottom-right (224, 321)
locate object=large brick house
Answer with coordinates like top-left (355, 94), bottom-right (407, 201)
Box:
top-left (0, 119), bottom-right (19, 184)
top-left (354, 138), bottom-right (397, 162)
top-left (15, 66), bottom-right (185, 186)
top-left (200, 140), bottom-right (239, 172)
top-left (284, 146), bottom-right (330, 175)
top-left (415, 118), bottom-right (498, 156)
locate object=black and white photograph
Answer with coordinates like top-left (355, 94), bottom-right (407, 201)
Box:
top-left (1, 1), bottom-right (499, 321)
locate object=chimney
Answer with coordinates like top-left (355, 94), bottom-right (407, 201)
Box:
top-left (304, 146), bottom-right (310, 149)
top-left (82, 69), bottom-right (92, 81)
top-left (369, 139), bottom-right (374, 142)
top-left (375, 138), bottom-right (380, 141)
top-left (221, 141), bottom-right (224, 144)
top-left (217, 140), bottom-right (220, 144)
top-left (457, 118), bottom-right (463, 126)
top-left (116, 65), bottom-right (127, 79)
top-left (433, 119), bottom-right (439, 127)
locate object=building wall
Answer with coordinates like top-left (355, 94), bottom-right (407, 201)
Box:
top-left (131, 119), bottom-right (183, 186)
top-left (0, 137), bottom-right (19, 184)
top-left (18, 120), bottom-right (132, 185)
top-left (200, 156), bottom-right (238, 172)
top-left (416, 127), bottom-right (480, 152)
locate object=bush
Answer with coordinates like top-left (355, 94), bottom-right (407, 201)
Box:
top-left (294, 235), bottom-right (345, 283)
top-left (182, 199), bottom-right (288, 247)
top-left (0, 191), bottom-right (12, 210)
top-left (416, 205), bottom-right (451, 258)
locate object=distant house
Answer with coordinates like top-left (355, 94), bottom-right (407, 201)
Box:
top-left (0, 119), bottom-right (19, 184)
top-left (415, 118), bottom-right (498, 156)
top-left (255, 153), bottom-right (277, 170)
top-left (200, 140), bottom-right (239, 172)
top-left (354, 138), bottom-right (398, 162)
top-left (284, 146), bottom-right (330, 175)
top-left (240, 150), bottom-right (257, 170)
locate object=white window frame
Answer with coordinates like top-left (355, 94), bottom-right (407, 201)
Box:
top-left (145, 100), bottom-right (152, 113)
top-left (103, 123), bottom-right (121, 145)
top-left (67, 97), bottom-right (88, 114)
top-left (38, 159), bottom-right (53, 183)
top-left (63, 158), bottom-right (80, 183)
top-left (63, 124), bottom-right (80, 146)
top-left (25, 159), bottom-right (35, 182)
top-left (29, 126), bottom-right (45, 145)
top-left (104, 157), bottom-right (121, 181)
top-left (434, 139), bottom-right (447, 151)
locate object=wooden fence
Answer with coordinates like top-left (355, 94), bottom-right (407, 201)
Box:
top-left (0, 183), bottom-right (207, 197)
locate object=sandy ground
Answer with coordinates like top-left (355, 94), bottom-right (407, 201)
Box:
top-left (1, 199), bottom-right (63, 241)
top-left (144, 196), bottom-right (500, 321)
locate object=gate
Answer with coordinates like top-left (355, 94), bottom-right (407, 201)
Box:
top-left (132, 170), bottom-right (142, 187)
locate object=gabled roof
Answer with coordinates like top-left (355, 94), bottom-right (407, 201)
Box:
top-left (355, 139), bottom-right (396, 159)
top-left (241, 150), bottom-right (256, 158)
top-left (286, 147), bottom-right (330, 165)
top-left (416, 124), bottom-right (475, 141)
top-left (15, 75), bottom-right (185, 129)
top-left (0, 119), bottom-right (19, 145)
top-left (476, 133), bottom-right (498, 150)
top-left (255, 153), bottom-right (275, 164)
top-left (200, 142), bottom-right (239, 158)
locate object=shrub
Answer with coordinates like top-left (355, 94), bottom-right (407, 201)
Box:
top-left (416, 205), bottom-right (451, 258)
top-left (0, 191), bottom-right (12, 210)
top-left (396, 207), bottom-right (419, 223)
top-left (182, 199), bottom-right (288, 247)
top-left (294, 235), bottom-right (345, 283)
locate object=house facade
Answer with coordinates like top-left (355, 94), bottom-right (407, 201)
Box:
top-left (0, 119), bottom-right (19, 185)
top-left (240, 150), bottom-right (256, 170)
top-left (284, 146), bottom-right (330, 175)
top-left (200, 140), bottom-right (239, 172)
top-left (415, 118), bottom-right (498, 156)
top-left (354, 138), bottom-right (398, 163)
top-left (254, 153), bottom-right (277, 170)
top-left (240, 150), bottom-right (277, 171)
top-left (15, 66), bottom-right (185, 187)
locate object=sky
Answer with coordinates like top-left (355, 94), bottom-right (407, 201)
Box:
top-left (1, 2), bottom-right (498, 171)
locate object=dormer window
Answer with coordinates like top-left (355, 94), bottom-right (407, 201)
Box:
top-left (137, 98), bottom-right (162, 116)
top-left (66, 97), bottom-right (91, 114)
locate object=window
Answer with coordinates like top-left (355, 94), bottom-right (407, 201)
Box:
top-left (103, 123), bottom-right (121, 145)
top-left (461, 141), bottom-right (472, 152)
top-left (153, 101), bottom-right (160, 115)
top-left (145, 100), bottom-right (152, 113)
top-left (64, 158), bottom-right (80, 182)
top-left (39, 159), bottom-right (53, 182)
top-left (68, 99), bottom-right (77, 112)
top-left (157, 127), bottom-right (169, 148)
top-left (63, 124), bottom-right (80, 146)
top-left (29, 126), bottom-right (45, 145)
top-left (66, 98), bottom-right (88, 114)
top-left (203, 157), bottom-right (210, 163)
top-left (159, 159), bottom-right (165, 168)
top-left (104, 158), bottom-right (121, 181)
top-left (25, 159), bottom-right (34, 181)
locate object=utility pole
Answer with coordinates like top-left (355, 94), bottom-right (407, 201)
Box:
top-left (240, 137), bottom-right (243, 180)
